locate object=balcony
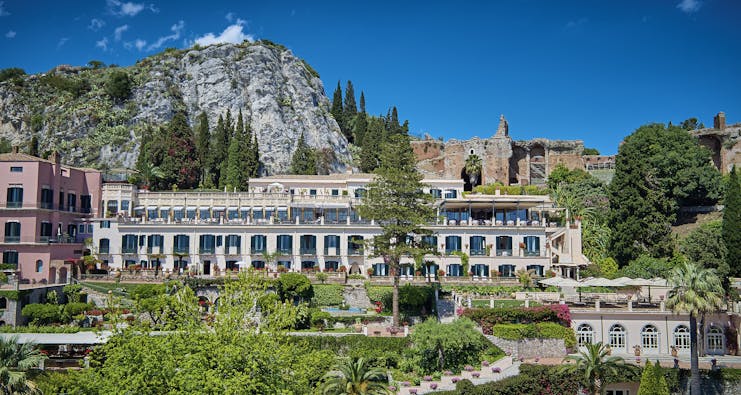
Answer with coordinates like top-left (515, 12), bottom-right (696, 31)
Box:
top-left (199, 247), bottom-right (215, 254)
top-left (3, 236), bottom-right (20, 243)
top-left (524, 249), bottom-right (541, 257)
top-left (173, 247), bottom-right (190, 255)
top-left (496, 249), bottom-right (513, 257)
top-left (470, 249), bottom-right (487, 256)
top-left (277, 249), bottom-right (292, 255)
top-left (121, 247), bottom-right (137, 254)
top-left (300, 248), bottom-right (316, 255)
top-left (348, 248), bottom-right (363, 256)
top-left (5, 201), bottom-right (22, 208)
top-left (251, 248), bottom-right (266, 255)
top-left (99, 248), bottom-right (110, 254)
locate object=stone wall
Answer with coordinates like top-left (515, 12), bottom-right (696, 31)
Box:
top-left (485, 335), bottom-right (567, 359)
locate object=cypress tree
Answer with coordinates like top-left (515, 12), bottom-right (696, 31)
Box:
top-left (344, 80), bottom-right (357, 119)
top-left (195, 111), bottom-right (211, 187)
top-left (353, 112), bottom-right (368, 147)
top-left (290, 133), bottom-right (317, 175)
top-left (723, 166), bottom-right (741, 276)
top-left (360, 117), bottom-right (383, 173)
top-left (359, 91), bottom-right (366, 114)
top-left (250, 134), bottom-right (260, 177)
top-left (27, 135), bottom-right (39, 157)
top-left (331, 81), bottom-right (343, 126)
top-left (217, 110), bottom-right (234, 188)
top-left (224, 110), bottom-right (251, 191)
top-left (208, 115), bottom-right (227, 188)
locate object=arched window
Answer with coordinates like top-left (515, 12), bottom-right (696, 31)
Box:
top-left (674, 325), bottom-right (690, 350)
top-left (609, 324), bottom-right (626, 351)
top-left (641, 325), bottom-right (659, 351)
top-left (35, 260), bottom-right (43, 273)
top-left (577, 323), bottom-right (594, 347)
top-left (707, 326), bottom-right (725, 355)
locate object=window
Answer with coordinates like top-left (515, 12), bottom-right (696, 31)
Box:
top-left (216, 236), bottom-right (223, 247)
top-left (498, 264), bottom-right (515, 278)
top-left (100, 221), bottom-right (111, 229)
top-left (372, 263), bottom-right (389, 276)
top-left (606, 391), bottom-right (629, 395)
top-left (251, 235), bottom-right (266, 253)
top-left (199, 235), bottom-right (216, 254)
top-left (121, 235), bottom-right (138, 254)
top-left (324, 235), bottom-right (340, 255)
top-left (470, 236), bottom-right (486, 255)
top-left (39, 222), bottom-right (52, 242)
top-left (496, 236), bottom-right (513, 256)
top-left (523, 236), bottom-right (540, 256)
top-left (2, 251), bottom-right (18, 265)
top-left (348, 236), bottom-right (364, 255)
top-left (421, 235), bottom-right (438, 251)
top-left (331, 189), bottom-right (339, 196)
top-left (674, 325), bottom-right (690, 350)
top-left (447, 264), bottom-right (463, 277)
top-left (325, 261), bottom-right (339, 271)
top-left (444, 189), bottom-right (457, 199)
top-left (300, 235), bottom-right (316, 255)
top-left (81, 195), bottom-right (92, 214)
top-left (67, 193), bottom-right (77, 212)
top-left (429, 189), bottom-right (442, 198)
top-left (4, 222), bottom-right (20, 243)
top-left (577, 323), bottom-right (594, 347)
top-left (147, 235), bottom-right (164, 253)
top-left (226, 235), bottom-right (241, 254)
top-left (471, 264), bottom-right (489, 277)
top-left (9, 166), bottom-right (22, 172)
top-left (120, 200), bottom-right (130, 211)
top-left (106, 200), bottom-right (118, 215)
top-left (445, 236), bottom-right (461, 254)
top-left (6, 186), bottom-right (23, 208)
top-left (354, 188), bottom-right (366, 198)
top-left (0, 297), bottom-right (6, 310)
top-left (35, 260), bottom-right (43, 273)
top-left (59, 191), bottom-right (65, 211)
top-left (309, 189), bottom-right (317, 196)
top-left (526, 264), bottom-right (544, 277)
top-left (277, 235), bottom-right (293, 254)
top-left (174, 235), bottom-right (190, 254)
top-left (252, 260), bottom-right (266, 269)
top-left (641, 325), bottom-right (659, 350)
top-left (278, 260), bottom-right (291, 270)
top-left (99, 238), bottom-right (110, 254)
top-left (40, 188), bottom-right (54, 209)
top-left (609, 324), bottom-right (626, 351)
top-left (707, 326), bottom-right (724, 354)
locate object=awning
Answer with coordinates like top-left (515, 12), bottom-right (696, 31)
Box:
top-left (186, 206), bottom-right (196, 211)
top-left (147, 207), bottom-right (157, 211)
top-left (199, 206), bottom-right (210, 210)
top-left (276, 207), bottom-right (288, 212)
top-left (173, 206), bottom-right (184, 210)
top-left (227, 207), bottom-right (238, 211)
top-left (159, 206), bottom-right (170, 210)
top-left (213, 206), bottom-right (226, 211)
top-left (240, 207), bottom-right (251, 211)
top-left (251, 207), bottom-right (264, 211)
top-left (133, 206), bottom-right (144, 210)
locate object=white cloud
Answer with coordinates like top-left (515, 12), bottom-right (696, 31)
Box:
top-left (57, 37), bottom-right (69, 48)
top-left (677, 0), bottom-right (702, 13)
top-left (565, 17), bottom-right (588, 29)
top-left (89, 18), bottom-right (105, 31)
top-left (5, 30), bottom-right (15, 38)
top-left (225, 12), bottom-right (234, 22)
top-left (107, 0), bottom-right (149, 17)
top-left (0, 2), bottom-right (9, 17)
top-left (146, 20), bottom-right (184, 51)
top-left (135, 39), bottom-right (146, 50)
top-left (194, 23), bottom-right (254, 47)
top-left (114, 24), bottom-right (129, 41)
top-left (96, 37), bottom-right (109, 51)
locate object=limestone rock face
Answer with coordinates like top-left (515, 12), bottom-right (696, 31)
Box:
top-left (0, 42), bottom-right (350, 174)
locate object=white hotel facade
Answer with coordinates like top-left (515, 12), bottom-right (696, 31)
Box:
top-left (92, 174), bottom-right (589, 278)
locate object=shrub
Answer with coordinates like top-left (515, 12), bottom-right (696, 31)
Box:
top-left (62, 302), bottom-right (95, 322)
top-left (311, 284), bottom-right (344, 306)
top-left (290, 335), bottom-right (410, 369)
top-left (310, 311), bottom-right (333, 329)
top-left (130, 284), bottom-right (166, 300)
top-left (63, 284), bottom-right (84, 303)
top-left (461, 304), bottom-right (571, 334)
top-left (105, 70), bottom-right (132, 102)
top-left (21, 303), bottom-right (62, 325)
top-left (365, 284), bottom-right (434, 314)
top-left (276, 273), bottom-right (313, 302)
top-left (489, 322), bottom-right (575, 348)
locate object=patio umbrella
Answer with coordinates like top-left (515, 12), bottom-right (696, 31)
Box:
top-left (612, 277), bottom-right (635, 286)
top-left (235, 261), bottom-right (249, 271)
top-left (580, 277), bottom-right (621, 287)
top-left (538, 277), bottom-right (582, 287)
top-left (625, 278), bottom-right (665, 302)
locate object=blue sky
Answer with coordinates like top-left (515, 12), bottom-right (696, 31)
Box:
top-left (1, 1), bottom-right (740, 155)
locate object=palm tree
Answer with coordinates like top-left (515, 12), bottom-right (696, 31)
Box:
top-left (138, 162), bottom-right (164, 190)
top-left (560, 342), bottom-right (632, 395)
top-left (0, 336), bottom-right (46, 394)
top-left (515, 268), bottom-right (536, 288)
top-left (321, 357), bottom-right (390, 395)
top-left (464, 154), bottom-right (482, 188)
top-left (666, 261), bottom-right (724, 395)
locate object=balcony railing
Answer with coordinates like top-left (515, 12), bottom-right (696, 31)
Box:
top-left (99, 248), bottom-right (110, 254)
top-left (277, 249), bottom-right (292, 255)
top-left (348, 248), bottom-right (363, 256)
top-left (470, 249), bottom-right (487, 256)
top-left (121, 247), bottom-right (137, 254)
top-left (5, 201), bottom-right (22, 208)
top-left (251, 248), bottom-right (266, 254)
top-left (173, 248), bottom-right (190, 255)
top-left (496, 249), bottom-right (513, 256)
top-left (300, 248), bottom-right (316, 255)
top-left (199, 247), bottom-right (215, 254)
top-left (524, 250), bottom-right (541, 257)
top-left (3, 236), bottom-right (20, 243)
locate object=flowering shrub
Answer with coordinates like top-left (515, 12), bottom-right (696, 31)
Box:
top-left (461, 304), bottom-right (571, 334)
top-left (472, 372), bottom-right (480, 378)
top-left (452, 377), bottom-right (460, 383)
top-left (464, 365), bottom-right (474, 372)
top-left (423, 375), bottom-right (432, 381)
top-left (444, 370), bottom-right (453, 376)
top-left (430, 383), bottom-right (438, 389)
top-left (492, 367), bottom-right (501, 373)
top-left (481, 360), bottom-right (490, 367)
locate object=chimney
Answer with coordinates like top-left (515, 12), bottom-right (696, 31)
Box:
top-left (50, 150), bottom-right (61, 164)
top-left (11, 145), bottom-right (19, 154)
top-left (714, 112), bottom-right (726, 130)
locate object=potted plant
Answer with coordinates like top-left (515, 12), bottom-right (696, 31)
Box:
top-left (367, 268), bottom-right (374, 277)
top-left (633, 345), bottom-right (641, 356)
top-left (671, 346), bottom-right (678, 357)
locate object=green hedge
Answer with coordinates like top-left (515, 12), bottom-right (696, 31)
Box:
top-left (490, 323), bottom-right (576, 348)
top-left (0, 325), bottom-right (81, 333)
top-left (311, 284), bottom-right (344, 306)
top-left (290, 335), bottom-right (410, 368)
top-left (461, 305), bottom-right (572, 334)
top-left (365, 284), bottom-right (435, 314)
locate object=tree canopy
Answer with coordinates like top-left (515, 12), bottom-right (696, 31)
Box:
top-left (723, 167), bottom-right (741, 276)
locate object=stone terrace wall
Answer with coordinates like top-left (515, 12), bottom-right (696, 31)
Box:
top-left (485, 336), bottom-right (567, 359)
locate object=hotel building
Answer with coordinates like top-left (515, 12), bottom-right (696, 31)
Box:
top-left (0, 148), bottom-right (101, 284)
top-left (93, 174), bottom-right (589, 279)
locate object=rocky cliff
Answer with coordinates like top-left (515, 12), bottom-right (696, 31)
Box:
top-left (0, 41), bottom-right (351, 174)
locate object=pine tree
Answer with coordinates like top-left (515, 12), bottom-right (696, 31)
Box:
top-left (208, 115), bottom-right (226, 188)
top-left (27, 135), bottom-right (39, 157)
top-left (195, 111), bottom-right (211, 187)
top-left (723, 166), bottom-right (741, 276)
top-left (290, 133), bottom-right (317, 175)
top-left (353, 112), bottom-right (368, 148)
top-left (159, 112), bottom-right (199, 190)
top-left (360, 117), bottom-right (383, 172)
top-left (250, 134), bottom-right (260, 177)
top-left (359, 91), bottom-right (366, 114)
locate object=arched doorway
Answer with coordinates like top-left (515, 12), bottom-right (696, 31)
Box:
top-left (707, 326), bottom-right (725, 355)
top-left (48, 267), bottom-right (57, 284)
top-left (510, 146), bottom-right (527, 185)
top-left (349, 262), bottom-right (361, 275)
top-left (698, 135), bottom-right (722, 170)
top-left (529, 144), bottom-right (546, 185)
top-left (58, 267), bottom-right (68, 284)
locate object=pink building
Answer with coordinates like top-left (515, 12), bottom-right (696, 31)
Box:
top-left (0, 147), bottom-right (101, 284)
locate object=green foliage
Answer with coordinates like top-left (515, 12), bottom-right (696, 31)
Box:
top-left (292, 335), bottom-right (410, 369)
top-left (62, 284), bottom-right (84, 303)
top-left (310, 310), bottom-right (332, 329)
top-left (609, 123), bottom-right (722, 265)
top-left (409, 318), bottom-right (500, 374)
top-left (547, 163), bottom-right (593, 191)
top-left (0, 67), bottom-right (25, 83)
top-left (681, 220), bottom-right (728, 277)
top-left (224, 110), bottom-right (254, 190)
top-left (0, 336), bottom-right (47, 394)
top-left (638, 360), bottom-right (670, 395)
top-left (472, 182), bottom-right (549, 196)
top-left (104, 70), bottom-right (132, 102)
top-left (584, 257), bottom-right (620, 279)
top-left (561, 342), bottom-right (636, 395)
top-left (21, 303), bottom-right (62, 325)
top-left (156, 112), bottom-right (200, 190)
top-left (461, 305), bottom-right (571, 334)
top-left (0, 325), bottom-right (80, 333)
top-left (583, 147), bottom-right (600, 155)
top-left (61, 302), bottom-right (95, 322)
top-left (619, 254), bottom-right (676, 279)
top-left (311, 284), bottom-right (344, 306)
top-left (290, 132), bottom-right (317, 175)
top-left (320, 357), bottom-right (389, 395)
top-left (39, 74), bottom-right (90, 97)
top-left (441, 285), bottom-right (528, 296)
top-left (723, 167), bottom-right (741, 276)
top-left (0, 137), bottom-right (12, 154)
top-left (209, 113), bottom-right (231, 188)
top-left (464, 154), bottom-right (483, 188)
top-left (365, 285), bottom-right (435, 314)
top-left (194, 111), bottom-right (213, 187)
top-left (490, 322), bottom-right (576, 348)
top-left (275, 272), bottom-right (313, 302)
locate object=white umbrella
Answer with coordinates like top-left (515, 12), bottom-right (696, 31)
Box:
top-left (235, 261), bottom-right (249, 270)
top-left (580, 277), bottom-right (621, 287)
top-left (539, 277), bottom-right (582, 287)
top-left (612, 277), bottom-right (634, 286)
